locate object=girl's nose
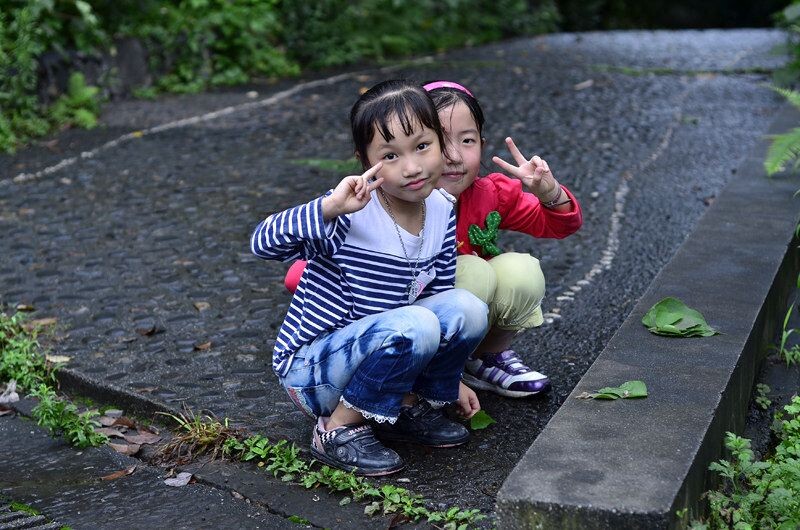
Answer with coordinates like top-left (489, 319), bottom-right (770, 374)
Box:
top-left (403, 161), bottom-right (423, 178)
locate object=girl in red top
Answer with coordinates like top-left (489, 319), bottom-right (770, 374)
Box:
top-left (423, 81), bottom-right (582, 397)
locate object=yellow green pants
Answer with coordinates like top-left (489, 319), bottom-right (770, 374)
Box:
top-left (455, 252), bottom-right (545, 331)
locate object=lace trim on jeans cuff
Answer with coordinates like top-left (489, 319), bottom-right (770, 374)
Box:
top-left (340, 396), bottom-right (398, 424)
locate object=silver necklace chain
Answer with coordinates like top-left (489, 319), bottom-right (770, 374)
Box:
top-left (378, 188), bottom-right (426, 282)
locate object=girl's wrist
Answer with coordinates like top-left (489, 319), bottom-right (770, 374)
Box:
top-left (538, 181), bottom-right (562, 206)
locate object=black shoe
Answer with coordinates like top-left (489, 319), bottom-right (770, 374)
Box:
top-left (310, 419), bottom-right (404, 476)
top-left (374, 400), bottom-right (470, 447)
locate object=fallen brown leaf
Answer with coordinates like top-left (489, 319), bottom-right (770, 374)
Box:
top-left (123, 432), bottom-right (162, 445)
top-left (108, 442), bottom-right (141, 456)
top-left (193, 302), bottom-right (211, 312)
top-left (23, 317), bottom-right (57, 331)
top-left (15, 304), bottom-right (35, 312)
top-left (112, 416), bottom-right (137, 428)
top-left (101, 465), bottom-right (137, 481)
top-left (95, 427), bottom-right (126, 438)
top-left (194, 341), bottom-right (211, 351)
top-left (164, 472), bottom-right (193, 487)
top-left (0, 406), bottom-right (13, 416)
top-left (45, 354), bottom-right (71, 364)
top-left (98, 416), bottom-right (118, 427)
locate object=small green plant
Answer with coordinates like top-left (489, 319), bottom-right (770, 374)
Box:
top-left (29, 384), bottom-right (107, 448)
top-left (755, 384), bottom-right (772, 410)
top-left (48, 72), bottom-right (101, 129)
top-left (9, 501), bottom-right (39, 516)
top-left (223, 432), bottom-right (485, 527)
top-left (156, 408), bottom-right (245, 464)
top-left (765, 86), bottom-right (800, 176)
top-left (774, 303), bottom-right (800, 366)
top-left (691, 397), bottom-right (800, 528)
top-left (0, 312), bottom-right (55, 391)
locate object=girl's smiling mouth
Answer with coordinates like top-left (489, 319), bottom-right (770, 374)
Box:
top-left (405, 178), bottom-right (429, 190)
top-left (441, 171), bottom-right (465, 181)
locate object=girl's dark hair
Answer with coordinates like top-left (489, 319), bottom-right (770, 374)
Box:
top-left (350, 79), bottom-right (445, 169)
top-left (426, 84), bottom-right (485, 138)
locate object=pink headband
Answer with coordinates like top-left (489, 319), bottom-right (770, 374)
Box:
top-left (423, 81), bottom-right (474, 97)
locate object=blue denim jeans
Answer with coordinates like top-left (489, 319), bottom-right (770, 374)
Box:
top-left (279, 289), bottom-right (488, 423)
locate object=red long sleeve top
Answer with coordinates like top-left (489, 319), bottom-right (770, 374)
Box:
top-left (455, 173), bottom-right (583, 258)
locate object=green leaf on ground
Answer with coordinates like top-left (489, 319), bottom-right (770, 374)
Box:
top-left (469, 410), bottom-right (496, 430)
top-left (577, 380), bottom-right (648, 400)
top-left (642, 297), bottom-right (719, 337)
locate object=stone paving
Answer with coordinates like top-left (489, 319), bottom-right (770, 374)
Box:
top-left (0, 29), bottom-right (790, 516)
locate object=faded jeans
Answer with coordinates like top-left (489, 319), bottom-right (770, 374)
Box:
top-left (279, 289), bottom-right (488, 423)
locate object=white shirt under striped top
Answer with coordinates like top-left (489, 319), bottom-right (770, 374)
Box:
top-left (251, 189), bottom-right (457, 375)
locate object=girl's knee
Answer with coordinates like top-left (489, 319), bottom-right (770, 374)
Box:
top-left (491, 253), bottom-right (546, 302)
top-left (394, 305), bottom-right (441, 351)
top-left (455, 254), bottom-right (497, 304)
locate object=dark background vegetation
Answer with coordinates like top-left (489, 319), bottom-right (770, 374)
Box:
top-left (0, 0), bottom-right (795, 153)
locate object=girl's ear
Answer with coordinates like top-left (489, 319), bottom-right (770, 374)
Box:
top-left (481, 137), bottom-right (486, 147)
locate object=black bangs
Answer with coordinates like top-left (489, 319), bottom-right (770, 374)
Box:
top-left (427, 86), bottom-right (485, 137)
top-left (350, 80), bottom-right (445, 168)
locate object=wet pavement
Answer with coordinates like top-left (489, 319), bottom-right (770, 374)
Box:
top-left (0, 29), bottom-right (790, 521)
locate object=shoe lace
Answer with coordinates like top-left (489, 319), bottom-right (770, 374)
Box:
top-left (496, 351), bottom-right (530, 374)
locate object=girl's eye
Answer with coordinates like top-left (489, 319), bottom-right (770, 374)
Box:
top-left (416, 142), bottom-right (430, 151)
top-left (383, 153), bottom-right (397, 160)
top-left (463, 138), bottom-right (476, 145)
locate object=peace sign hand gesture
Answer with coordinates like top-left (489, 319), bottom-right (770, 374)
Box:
top-left (492, 137), bottom-right (559, 202)
top-left (321, 163), bottom-right (384, 221)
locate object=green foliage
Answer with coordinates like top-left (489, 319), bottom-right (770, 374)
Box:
top-left (0, 6), bottom-right (49, 153)
top-left (9, 502), bottom-right (39, 516)
top-left (764, 86), bottom-right (800, 177)
top-left (0, 313), bottom-right (55, 391)
top-left (223, 432), bottom-right (485, 526)
top-left (642, 297), bottom-right (718, 337)
top-left (128, 0), bottom-right (298, 93)
top-left (30, 384), bottom-right (107, 448)
top-left (755, 384), bottom-right (772, 411)
top-left (279, 0), bottom-right (559, 68)
top-left (49, 72), bottom-right (101, 129)
top-left (774, 303), bottom-right (800, 366)
top-left (470, 409), bottom-right (496, 430)
top-left (578, 380), bottom-right (648, 400)
top-left (692, 397), bottom-right (800, 529)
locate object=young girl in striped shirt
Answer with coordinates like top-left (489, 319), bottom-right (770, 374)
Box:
top-left (251, 80), bottom-right (488, 476)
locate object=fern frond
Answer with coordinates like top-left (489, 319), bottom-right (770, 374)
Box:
top-left (769, 85), bottom-right (800, 110)
top-left (764, 127), bottom-right (800, 176)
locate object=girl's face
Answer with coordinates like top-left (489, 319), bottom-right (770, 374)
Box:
top-left (365, 113), bottom-right (443, 207)
top-left (438, 101), bottom-right (482, 198)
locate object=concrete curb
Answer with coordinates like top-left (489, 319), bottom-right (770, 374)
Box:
top-left (496, 102), bottom-right (800, 529)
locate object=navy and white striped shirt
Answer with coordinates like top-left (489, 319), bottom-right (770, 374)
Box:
top-left (251, 190), bottom-right (457, 375)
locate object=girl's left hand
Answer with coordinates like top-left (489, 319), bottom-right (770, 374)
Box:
top-left (455, 381), bottom-right (481, 419)
top-left (492, 136), bottom-right (558, 200)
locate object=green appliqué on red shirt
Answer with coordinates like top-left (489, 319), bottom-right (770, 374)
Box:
top-left (468, 210), bottom-right (502, 256)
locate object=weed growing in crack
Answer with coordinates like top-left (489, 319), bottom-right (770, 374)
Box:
top-left (155, 408), bottom-right (246, 465)
top-left (755, 384), bottom-right (772, 411)
top-left (690, 396), bottom-right (800, 528)
top-left (0, 312), bottom-right (54, 390)
top-left (223, 433), bottom-right (485, 529)
top-left (29, 384), bottom-right (107, 448)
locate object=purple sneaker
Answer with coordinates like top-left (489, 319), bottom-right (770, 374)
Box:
top-left (463, 350), bottom-right (550, 398)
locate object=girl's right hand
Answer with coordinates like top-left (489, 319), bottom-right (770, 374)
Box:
top-left (321, 163), bottom-right (384, 220)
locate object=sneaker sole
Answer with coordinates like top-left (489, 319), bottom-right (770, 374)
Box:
top-left (310, 446), bottom-right (405, 476)
top-left (462, 373), bottom-right (550, 398)
top-left (375, 430), bottom-right (470, 448)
